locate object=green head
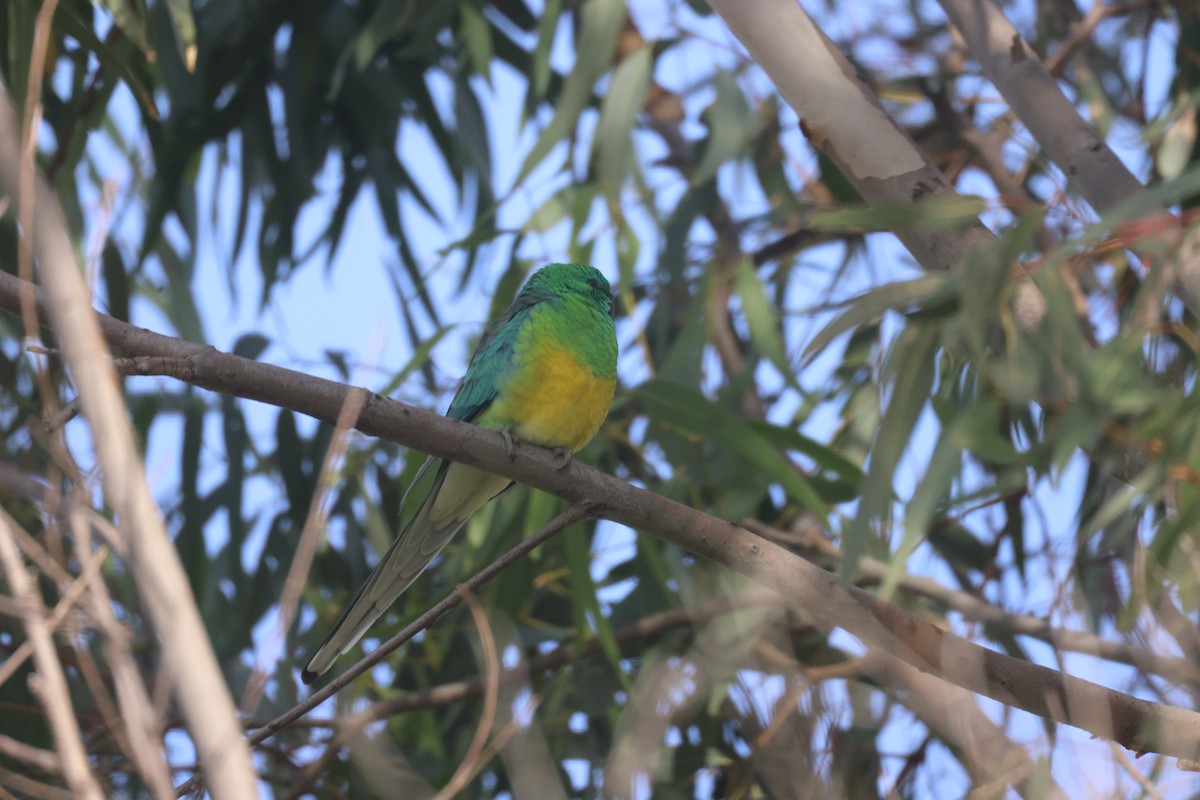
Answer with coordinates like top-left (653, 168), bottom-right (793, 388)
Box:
top-left (522, 263), bottom-right (615, 318)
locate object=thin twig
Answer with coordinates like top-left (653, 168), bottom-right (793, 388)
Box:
top-left (68, 635), bottom-right (131, 761)
top-left (432, 590), bottom-right (501, 800)
top-left (3, 509), bottom-right (73, 587)
top-left (279, 709), bottom-right (370, 800)
top-left (15, 0), bottom-right (61, 425)
top-left (0, 536), bottom-right (108, 689)
top-left (468, 695), bottom-right (540, 783)
top-left (0, 732), bottom-right (60, 773)
top-left (42, 397), bottom-right (80, 433)
top-left (174, 502), bottom-right (594, 797)
top-left (0, 516), bottom-right (102, 799)
top-left (1045, 2), bottom-right (1137, 77)
top-left (321, 589), bottom-right (784, 723)
top-left (860, 650), bottom-right (1069, 799)
top-left (0, 765), bottom-right (73, 800)
top-left (274, 589), bottom-right (786, 799)
top-left (748, 670), bottom-right (821, 753)
top-left (1109, 741), bottom-right (1162, 800)
top-left (742, 519), bottom-right (1200, 687)
top-left (70, 509), bottom-right (173, 799)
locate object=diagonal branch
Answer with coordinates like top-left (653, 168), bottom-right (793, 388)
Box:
top-left (1, 271), bottom-right (1197, 761)
top-left (859, 650), bottom-right (1070, 799)
top-left (743, 519), bottom-right (1200, 687)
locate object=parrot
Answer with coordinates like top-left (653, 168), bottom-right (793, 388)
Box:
top-left (302, 263), bottom-right (618, 683)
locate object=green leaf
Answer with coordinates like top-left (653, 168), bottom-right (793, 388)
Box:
top-left (100, 241), bottom-right (130, 322)
top-left (525, 183), bottom-right (581, 234)
top-left (276, 409), bottom-right (310, 525)
top-left (515, 0), bottom-right (626, 184)
top-left (562, 524), bottom-right (631, 690)
top-left (89, 0), bottom-right (152, 56)
top-left (636, 380), bottom-right (829, 522)
top-left (743, 420), bottom-right (864, 491)
top-left (222, 397), bottom-right (248, 550)
top-left (1081, 464), bottom-right (1163, 546)
top-left (949, 398), bottom-right (1021, 466)
top-left (376, 325), bottom-right (452, 399)
top-left (144, 231), bottom-right (205, 343)
top-left (459, 1), bottom-right (493, 84)
top-left (690, 70), bottom-right (764, 186)
top-left (594, 44), bottom-right (652, 201)
top-left (178, 397), bottom-right (206, 596)
top-left (804, 275), bottom-right (951, 362)
top-left (880, 433), bottom-right (961, 600)
top-left (928, 520), bottom-right (992, 574)
top-left (734, 260), bottom-right (791, 378)
top-left (232, 333), bottom-right (270, 361)
top-left (808, 196), bottom-right (988, 233)
top-left (528, 0), bottom-right (561, 110)
top-left (59, 5), bottom-right (158, 118)
top-left (163, 0), bottom-right (197, 71)
top-left (1157, 95), bottom-right (1197, 181)
top-left (337, 0), bottom-right (420, 76)
top-left (842, 322), bottom-right (939, 579)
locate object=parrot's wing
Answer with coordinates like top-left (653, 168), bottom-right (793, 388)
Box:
top-left (446, 294), bottom-right (538, 422)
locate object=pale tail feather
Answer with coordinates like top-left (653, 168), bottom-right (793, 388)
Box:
top-left (302, 462), bottom-right (511, 682)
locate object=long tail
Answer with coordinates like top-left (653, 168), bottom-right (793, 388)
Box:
top-left (302, 461), bottom-right (509, 683)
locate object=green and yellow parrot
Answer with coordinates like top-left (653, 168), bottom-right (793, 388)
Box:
top-left (302, 263), bottom-right (618, 682)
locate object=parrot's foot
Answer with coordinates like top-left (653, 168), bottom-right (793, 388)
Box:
top-left (502, 430), bottom-right (521, 461)
top-left (551, 447), bottom-right (572, 471)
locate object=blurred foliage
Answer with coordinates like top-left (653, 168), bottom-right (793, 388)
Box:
top-left (2, 0), bottom-right (1200, 797)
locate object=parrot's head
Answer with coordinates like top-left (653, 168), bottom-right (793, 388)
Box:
top-left (524, 263), bottom-right (615, 318)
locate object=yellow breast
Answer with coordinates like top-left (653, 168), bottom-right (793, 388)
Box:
top-left (489, 344), bottom-right (616, 452)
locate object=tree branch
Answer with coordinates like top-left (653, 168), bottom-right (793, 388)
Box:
top-left (0, 732), bottom-right (60, 775)
top-left (744, 519), bottom-right (1200, 687)
top-left (1, 271), bottom-right (1197, 761)
top-left (859, 650), bottom-right (1069, 799)
top-left (701, 0), bottom-right (1056, 326)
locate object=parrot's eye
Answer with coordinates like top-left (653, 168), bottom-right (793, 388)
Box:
top-left (586, 277), bottom-right (600, 291)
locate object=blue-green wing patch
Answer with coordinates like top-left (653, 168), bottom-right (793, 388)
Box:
top-left (447, 287), bottom-right (551, 422)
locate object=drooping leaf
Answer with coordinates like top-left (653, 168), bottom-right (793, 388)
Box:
top-left (515, 0), bottom-right (626, 183)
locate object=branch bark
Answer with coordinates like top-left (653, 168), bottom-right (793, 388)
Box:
top-left (0, 88), bottom-right (257, 798)
top-left (744, 519), bottom-right (1200, 687)
top-left (859, 651), bottom-right (1069, 800)
top-left (2, 271), bottom-right (1197, 761)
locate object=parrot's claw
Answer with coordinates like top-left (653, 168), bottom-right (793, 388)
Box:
top-left (503, 430), bottom-right (521, 461)
top-left (551, 447), bottom-right (572, 471)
